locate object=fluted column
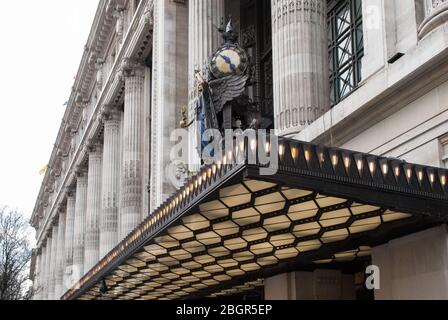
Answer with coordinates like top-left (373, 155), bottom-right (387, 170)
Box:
top-left (120, 60), bottom-right (145, 239)
top-left (34, 251), bottom-right (42, 300)
top-left (73, 173), bottom-right (88, 281)
top-left (39, 248), bottom-right (45, 299)
top-left (44, 235), bottom-right (52, 300)
top-left (188, 0), bottom-right (225, 168)
top-left (40, 244), bottom-right (47, 300)
top-left (64, 190), bottom-right (76, 290)
top-left (49, 224), bottom-right (58, 300)
top-left (85, 145), bottom-right (103, 273)
top-left (100, 108), bottom-right (122, 257)
top-left (188, 0), bottom-right (225, 97)
top-left (55, 210), bottom-right (66, 299)
top-left (272, 0), bottom-right (329, 136)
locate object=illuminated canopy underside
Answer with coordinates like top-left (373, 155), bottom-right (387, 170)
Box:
top-left (64, 137), bottom-right (448, 300)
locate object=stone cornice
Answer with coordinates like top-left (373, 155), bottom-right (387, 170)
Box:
top-left (32, 0), bottom-right (154, 247)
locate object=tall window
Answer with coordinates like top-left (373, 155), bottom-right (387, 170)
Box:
top-left (328, 0), bottom-right (364, 107)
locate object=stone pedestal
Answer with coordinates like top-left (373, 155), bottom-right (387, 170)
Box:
top-left (264, 270), bottom-right (356, 300)
top-left (85, 147), bottom-right (103, 273)
top-left (372, 225), bottom-right (448, 300)
top-left (101, 109), bottom-right (122, 257)
top-left (271, 0), bottom-right (329, 136)
top-left (73, 174), bottom-right (88, 281)
top-left (55, 212), bottom-right (66, 300)
top-left (120, 61), bottom-right (145, 239)
top-left (64, 191), bottom-right (76, 290)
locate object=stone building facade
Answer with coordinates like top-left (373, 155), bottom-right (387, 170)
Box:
top-left (30, 0), bottom-right (448, 300)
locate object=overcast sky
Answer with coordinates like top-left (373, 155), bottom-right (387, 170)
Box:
top-left (0, 1), bottom-right (100, 234)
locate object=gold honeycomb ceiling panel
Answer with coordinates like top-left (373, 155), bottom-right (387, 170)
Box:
top-left (76, 181), bottom-right (420, 300)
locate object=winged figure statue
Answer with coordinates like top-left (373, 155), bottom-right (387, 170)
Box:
top-left (198, 73), bottom-right (249, 131)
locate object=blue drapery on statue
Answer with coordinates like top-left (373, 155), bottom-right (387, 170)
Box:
top-left (196, 86), bottom-right (219, 160)
top-left (196, 94), bottom-right (207, 157)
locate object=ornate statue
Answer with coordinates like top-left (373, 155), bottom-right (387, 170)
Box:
top-left (194, 17), bottom-right (273, 161)
top-left (195, 18), bottom-right (251, 154)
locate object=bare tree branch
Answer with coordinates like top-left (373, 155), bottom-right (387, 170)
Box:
top-left (0, 206), bottom-right (32, 300)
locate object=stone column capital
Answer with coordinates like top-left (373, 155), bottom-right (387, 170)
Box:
top-left (75, 165), bottom-right (88, 178)
top-left (86, 139), bottom-right (103, 153)
top-left (51, 216), bottom-right (59, 227)
top-left (57, 203), bottom-right (67, 214)
top-left (100, 104), bottom-right (122, 122)
top-left (65, 186), bottom-right (76, 198)
top-left (121, 58), bottom-right (146, 78)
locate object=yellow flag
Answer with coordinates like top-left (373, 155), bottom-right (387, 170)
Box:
top-left (39, 165), bottom-right (48, 176)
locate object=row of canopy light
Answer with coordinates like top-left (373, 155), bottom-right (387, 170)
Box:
top-left (63, 134), bottom-right (448, 299)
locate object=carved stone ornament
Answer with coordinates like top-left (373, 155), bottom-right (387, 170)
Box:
top-left (141, 2), bottom-right (154, 28)
top-left (419, 0), bottom-right (448, 38)
top-left (121, 58), bottom-right (146, 77)
top-left (75, 165), bottom-right (87, 177)
top-left (165, 160), bottom-right (190, 190)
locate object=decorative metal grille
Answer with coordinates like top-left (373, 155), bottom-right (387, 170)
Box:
top-left (328, 0), bottom-right (364, 107)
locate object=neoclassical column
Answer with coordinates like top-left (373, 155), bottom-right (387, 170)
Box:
top-left (150, 0), bottom-right (189, 212)
top-left (84, 143), bottom-right (103, 273)
top-left (73, 172), bottom-right (88, 281)
top-left (271, 0), bottom-right (329, 136)
top-left (100, 107), bottom-right (122, 257)
top-left (39, 247), bottom-right (46, 299)
top-left (188, 0), bottom-right (225, 168)
top-left (120, 59), bottom-right (145, 239)
top-left (34, 250), bottom-right (42, 300)
top-left (44, 234), bottom-right (52, 300)
top-left (55, 209), bottom-right (66, 299)
top-left (64, 189), bottom-right (76, 290)
top-left (49, 224), bottom-right (58, 300)
top-left (41, 244), bottom-right (48, 300)
top-left (188, 0), bottom-right (225, 97)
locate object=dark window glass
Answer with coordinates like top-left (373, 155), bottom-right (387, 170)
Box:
top-left (328, 0), bottom-right (364, 107)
